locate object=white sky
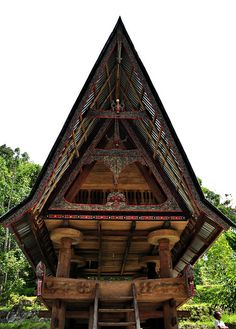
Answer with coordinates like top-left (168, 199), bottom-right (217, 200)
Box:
top-left (0, 1), bottom-right (235, 206)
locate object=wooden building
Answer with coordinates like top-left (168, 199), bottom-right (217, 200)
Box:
top-left (1, 18), bottom-right (235, 329)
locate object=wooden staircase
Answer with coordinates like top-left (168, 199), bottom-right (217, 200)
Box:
top-left (93, 283), bottom-right (141, 329)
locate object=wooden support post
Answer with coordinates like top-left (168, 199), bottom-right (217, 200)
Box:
top-left (163, 299), bottom-right (178, 329)
top-left (49, 229), bottom-right (83, 329)
top-left (56, 237), bottom-right (72, 278)
top-left (51, 238), bottom-right (72, 329)
top-left (50, 300), bottom-right (66, 329)
top-left (147, 229), bottom-right (179, 279)
top-left (158, 238), bottom-right (172, 278)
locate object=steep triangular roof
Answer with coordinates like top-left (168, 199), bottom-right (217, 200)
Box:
top-left (1, 18), bottom-right (234, 277)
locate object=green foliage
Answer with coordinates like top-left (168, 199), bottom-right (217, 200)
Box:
top-left (193, 285), bottom-right (222, 304)
top-left (179, 320), bottom-right (214, 329)
top-left (195, 235), bottom-right (236, 312)
top-left (194, 181), bottom-right (236, 312)
top-left (0, 320), bottom-right (50, 329)
top-left (0, 144), bottom-right (41, 217)
top-left (179, 293), bottom-right (236, 328)
top-left (0, 145), bottom-right (41, 301)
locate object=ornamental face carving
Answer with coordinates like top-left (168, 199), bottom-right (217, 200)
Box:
top-left (106, 192), bottom-right (127, 209)
top-left (76, 282), bottom-right (92, 294)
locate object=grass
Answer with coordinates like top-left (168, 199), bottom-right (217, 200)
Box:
top-left (179, 313), bottom-right (236, 329)
top-left (0, 320), bottom-right (50, 329)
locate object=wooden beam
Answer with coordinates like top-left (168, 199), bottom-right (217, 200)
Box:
top-left (45, 119), bottom-right (112, 201)
top-left (39, 309), bottom-right (191, 320)
top-left (11, 224), bottom-right (36, 271)
top-left (121, 66), bottom-right (146, 111)
top-left (153, 127), bottom-right (163, 159)
top-left (105, 64), bottom-right (113, 105)
top-left (125, 66), bottom-right (134, 94)
top-left (121, 120), bottom-right (174, 199)
top-left (100, 86), bottom-right (116, 109)
top-left (124, 120), bottom-right (196, 212)
top-left (87, 109), bottom-right (146, 119)
top-left (25, 213), bottom-right (56, 275)
top-left (120, 222), bottom-right (136, 275)
top-left (121, 85), bottom-right (135, 111)
top-left (72, 130), bottom-right (79, 158)
top-left (115, 41), bottom-right (122, 99)
top-left (42, 277), bottom-right (188, 302)
top-left (93, 83), bottom-right (98, 109)
top-left (65, 162), bottom-right (95, 202)
top-left (35, 119), bottom-right (96, 214)
top-left (147, 117), bottom-right (200, 213)
top-left (136, 163), bottom-right (166, 204)
top-left (97, 222), bottom-right (102, 279)
top-left (90, 66), bottom-right (116, 109)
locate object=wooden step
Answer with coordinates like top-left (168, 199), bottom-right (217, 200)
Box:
top-left (100, 296), bottom-right (133, 301)
top-left (99, 308), bottom-right (134, 313)
top-left (98, 322), bottom-right (136, 326)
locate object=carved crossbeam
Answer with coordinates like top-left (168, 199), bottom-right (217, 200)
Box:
top-left (87, 110), bottom-right (146, 119)
top-left (41, 277), bottom-right (188, 303)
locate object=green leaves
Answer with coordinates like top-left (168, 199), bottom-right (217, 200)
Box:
top-left (0, 145), bottom-right (41, 300)
top-left (195, 182), bottom-right (236, 312)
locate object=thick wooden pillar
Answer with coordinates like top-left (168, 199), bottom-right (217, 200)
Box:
top-left (51, 238), bottom-right (72, 329)
top-left (147, 229), bottom-right (179, 279)
top-left (56, 237), bottom-right (72, 277)
top-left (163, 299), bottom-right (178, 329)
top-left (147, 229), bottom-right (180, 328)
top-left (50, 228), bottom-right (83, 329)
top-left (158, 238), bottom-right (172, 278)
top-left (51, 300), bottom-right (66, 329)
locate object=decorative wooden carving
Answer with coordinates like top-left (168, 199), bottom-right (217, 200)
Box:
top-left (52, 198), bottom-right (179, 212)
top-left (135, 278), bottom-right (188, 301)
top-left (36, 261), bottom-right (46, 297)
top-left (184, 264), bottom-right (195, 297)
top-left (43, 278), bottom-right (93, 299)
top-left (148, 229), bottom-right (180, 246)
top-left (47, 213), bottom-right (186, 221)
top-left (41, 277), bottom-right (188, 303)
top-left (106, 191), bottom-right (127, 209)
top-left (50, 228), bottom-right (83, 246)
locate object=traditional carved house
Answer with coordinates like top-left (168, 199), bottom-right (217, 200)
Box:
top-left (1, 18), bottom-right (235, 329)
